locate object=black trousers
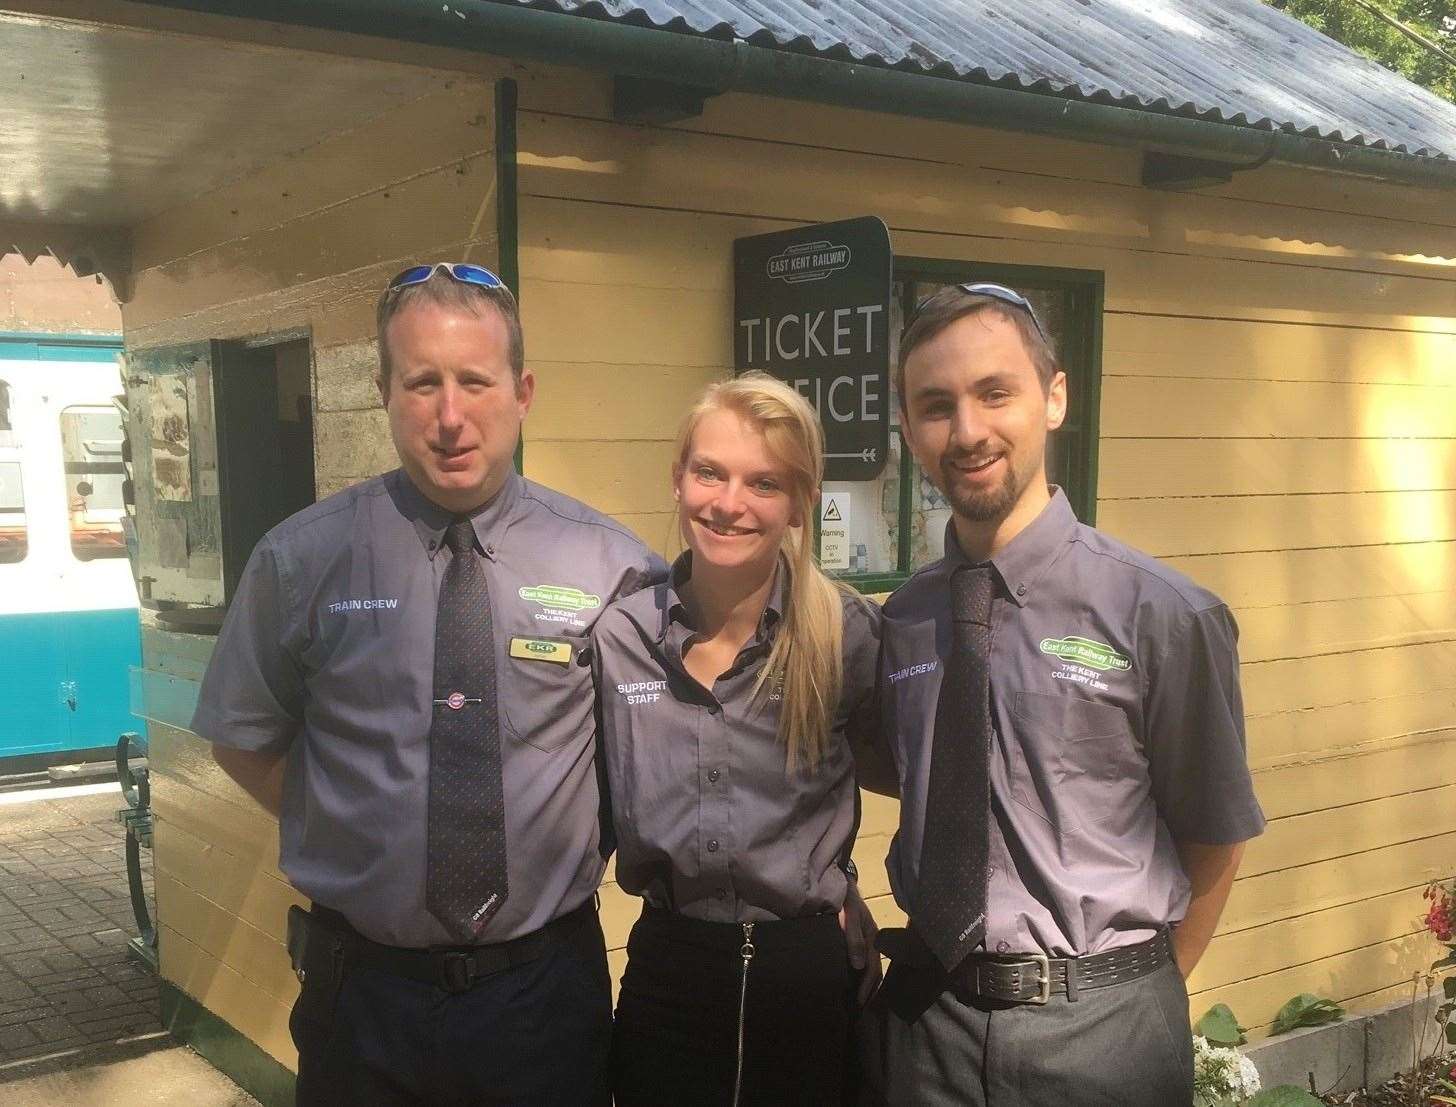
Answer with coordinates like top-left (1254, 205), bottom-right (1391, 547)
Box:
top-left (290, 907), bottom-right (612, 1107)
top-left (613, 905), bottom-right (858, 1107)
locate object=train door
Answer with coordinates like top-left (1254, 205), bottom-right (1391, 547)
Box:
top-left (0, 359), bottom-right (70, 755)
top-left (0, 343), bottom-right (140, 763)
top-left (55, 373), bottom-right (140, 753)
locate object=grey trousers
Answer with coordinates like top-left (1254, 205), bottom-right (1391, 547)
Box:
top-left (879, 960), bottom-right (1194, 1107)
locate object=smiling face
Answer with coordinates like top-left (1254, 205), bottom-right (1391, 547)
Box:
top-left (674, 408), bottom-right (800, 578)
top-left (901, 307), bottom-right (1066, 547)
top-left (378, 300), bottom-right (534, 514)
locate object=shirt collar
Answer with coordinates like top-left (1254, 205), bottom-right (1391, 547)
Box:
top-left (658, 550), bottom-right (786, 645)
top-left (388, 468), bottom-right (522, 561)
top-left (940, 486), bottom-right (1078, 607)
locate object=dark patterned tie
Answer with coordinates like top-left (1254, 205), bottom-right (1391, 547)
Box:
top-left (426, 519), bottom-right (508, 942)
top-left (917, 564), bottom-right (995, 973)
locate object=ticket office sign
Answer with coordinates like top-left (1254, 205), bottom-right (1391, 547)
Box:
top-left (733, 216), bottom-right (892, 481)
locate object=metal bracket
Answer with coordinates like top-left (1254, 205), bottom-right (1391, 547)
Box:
top-left (613, 75), bottom-right (717, 124)
top-left (1140, 151), bottom-right (1236, 191)
top-left (115, 731), bottom-right (158, 971)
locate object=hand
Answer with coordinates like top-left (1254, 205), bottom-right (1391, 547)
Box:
top-left (838, 880), bottom-right (882, 1007)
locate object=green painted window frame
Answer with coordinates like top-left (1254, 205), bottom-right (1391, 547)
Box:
top-left (828, 257), bottom-right (1104, 594)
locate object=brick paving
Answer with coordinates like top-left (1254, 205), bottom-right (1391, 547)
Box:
top-left (0, 789), bottom-right (161, 1066)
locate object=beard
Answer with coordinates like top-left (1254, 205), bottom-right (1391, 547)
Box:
top-left (938, 448), bottom-right (1038, 524)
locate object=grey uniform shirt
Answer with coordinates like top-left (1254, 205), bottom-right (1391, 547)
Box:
top-left (191, 469), bottom-right (664, 947)
top-left (881, 489), bottom-right (1265, 957)
top-left (592, 554), bottom-right (881, 923)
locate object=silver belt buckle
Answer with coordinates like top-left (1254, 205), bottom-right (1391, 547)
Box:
top-left (1015, 952), bottom-right (1051, 1005)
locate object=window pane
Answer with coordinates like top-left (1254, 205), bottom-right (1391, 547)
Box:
top-left (0, 378), bottom-right (17, 449)
top-left (0, 460), bottom-right (24, 564)
top-left (60, 405), bottom-right (127, 560)
top-left (820, 283), bottom-right (908, 577)
top-left (821, 431), bottom-right (902, 575)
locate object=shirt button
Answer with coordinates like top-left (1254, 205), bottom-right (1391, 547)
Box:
top-left (428, 540), bottom-right (437, 550)
top-left (988, 865), bottom-right (996, 879)
top-left (715, 888), bottom-right (728, 900)
top-left (1016, 584), bottom-right (1027, 597)
top-left (707, 839), bottom-right (720, 852)
top-left (996, 940), bottom-right (1011, 954)
top-left (707, 769), bottom-right (720, 783)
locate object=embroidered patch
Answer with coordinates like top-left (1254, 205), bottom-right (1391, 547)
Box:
top-left (616, 680), bottom-right (666, 705)
top-left (1038, 636), bottom-right (1132, 673)
top-left (509, 637), bottom-right (573, 665)
top-left (325, 597), bottom-right (399, 613)
top-left (518, 584), bottom-right (602, 613)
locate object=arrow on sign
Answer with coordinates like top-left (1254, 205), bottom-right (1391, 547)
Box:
top-left (824, 448), bottom-right (878, 463)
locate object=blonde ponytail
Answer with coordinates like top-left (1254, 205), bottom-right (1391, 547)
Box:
top-left (674, 372), bottom-right (856, 770)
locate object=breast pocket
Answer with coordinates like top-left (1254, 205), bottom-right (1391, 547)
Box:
top-left (499, 634), bottom-right (594, 753)
top-left (1010, 691), bottom-right (1145, 836)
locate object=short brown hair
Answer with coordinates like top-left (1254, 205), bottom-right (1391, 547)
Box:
top-left (375, 275), bottom-right (524, 385)
top-left (896, 287), bottom-right (1058, 404)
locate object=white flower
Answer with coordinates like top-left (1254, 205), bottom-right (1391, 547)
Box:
top-left (1192, 1035), bottom-right (1261, 1106)
top-left (1234, 1053), bottom-right (1262, 1098)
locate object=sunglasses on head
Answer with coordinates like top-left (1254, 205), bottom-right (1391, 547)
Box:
top-left (914, 281), bottom-right (1049, 343)
top-left (386, 262), bottom-right (514, 300)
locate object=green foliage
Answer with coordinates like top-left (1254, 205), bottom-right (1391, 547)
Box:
top-left (1270, 993), bottom-right (1346, 1035)
top-left (1195, 1003), bottom-right (1249, 1046)
top-left (1433, 1072), bottom-right (1456, 1107)
top-left (1267, 1), bottom-right (1456, 103)
top-left (1246, 1086), bottom-right (1326, 1106)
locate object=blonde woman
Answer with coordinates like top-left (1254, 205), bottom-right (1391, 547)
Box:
top-left (591, 372), bottom-right (890, 1106)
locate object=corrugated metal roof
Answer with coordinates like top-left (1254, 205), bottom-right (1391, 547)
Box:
top-left (498, 0), bottom-right (1456, 159)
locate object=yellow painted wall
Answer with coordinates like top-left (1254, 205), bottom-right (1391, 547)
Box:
top-left (113, 14), bottom-right (1456, 1070)
top-left (510, 80), bottom-right (1456, 1038)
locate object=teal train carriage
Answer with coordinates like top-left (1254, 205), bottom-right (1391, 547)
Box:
top-left (0, 335), bottom-right (142, 768)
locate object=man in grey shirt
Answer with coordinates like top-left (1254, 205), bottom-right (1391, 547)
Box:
top-left (192, 263), bottom-right (662, 1105)
top-left (873, 284), bottom-right (1264, 1106)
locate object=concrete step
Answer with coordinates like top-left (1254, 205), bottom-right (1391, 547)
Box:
top-left (0, 1034), bottom-right (260, 1107)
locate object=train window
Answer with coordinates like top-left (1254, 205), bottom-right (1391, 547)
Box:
top-left (0, 378), bottom-right (16, 447)
top-left (60, 405), bottom-right (127, 560)
top-left (0, 378), bottom-right (22, 563)
top-left (0, 460), bottom-right (24, 563)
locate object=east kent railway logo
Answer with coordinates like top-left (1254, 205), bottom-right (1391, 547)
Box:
top-left (518, 584), bottom-right (602, 613)
top-left (1038, 636), bottom-right (1133, 672)
top-left (766, 240), bottom-right (852, 284)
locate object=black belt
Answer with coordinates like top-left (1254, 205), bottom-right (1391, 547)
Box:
top-left (877, 927), bottom-right (1172, 1007)
top-left (310, 898), bottom-right (595, 994)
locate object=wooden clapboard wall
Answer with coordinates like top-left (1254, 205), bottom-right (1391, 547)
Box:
top-left (509, 76), bottom-right (1456, 1038)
